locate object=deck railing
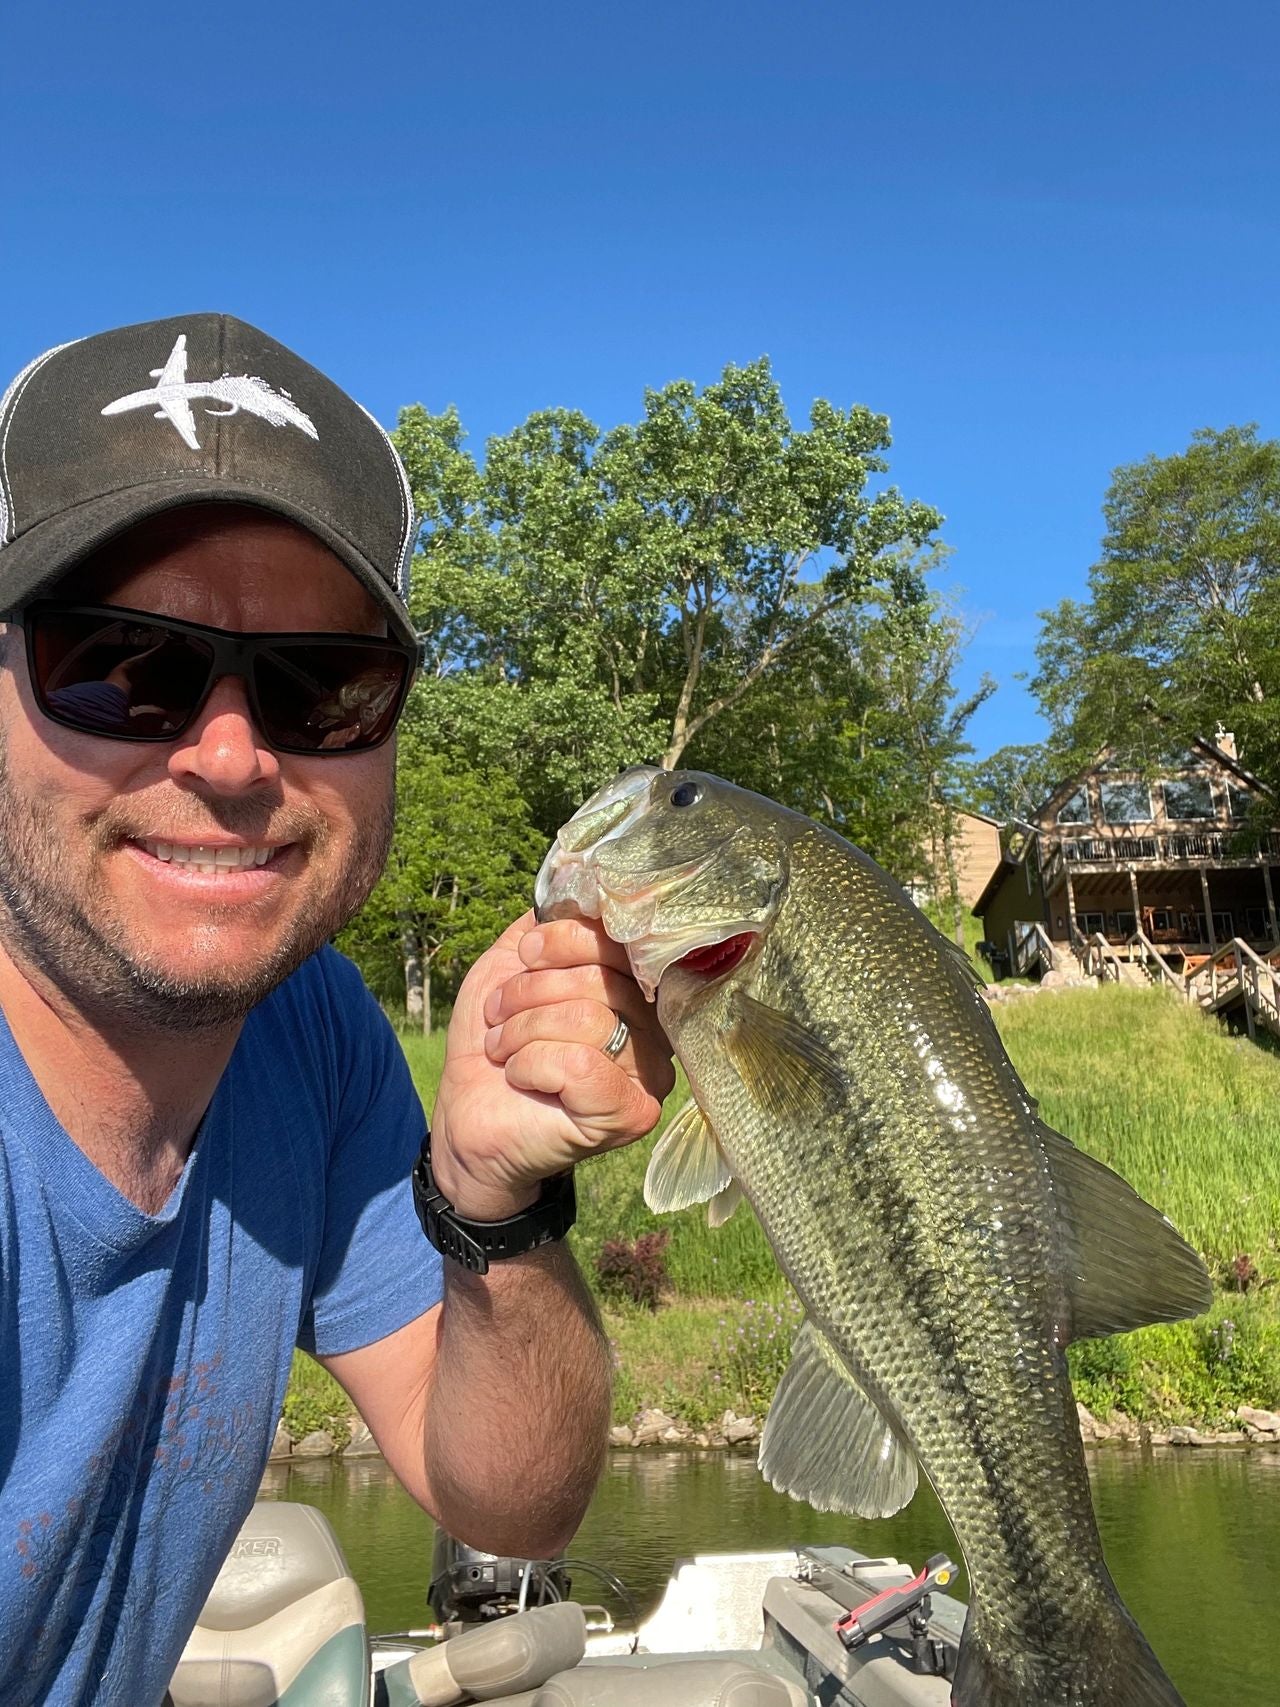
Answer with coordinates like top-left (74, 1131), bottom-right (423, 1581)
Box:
top-left (1039, 828), bottom-right (1280, 884)
top-left (1184, 938), bottom-right (1280, 1041)
top-left (1124, 929), bottom-right (1184, 993)
top-left (1079, 931), bottom-right (1124, 983)
top-left (1010, 920), bottom-right (1057, 978)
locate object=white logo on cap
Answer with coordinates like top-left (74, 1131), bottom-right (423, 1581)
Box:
top-left (100, 334), bottom-right (318, 451)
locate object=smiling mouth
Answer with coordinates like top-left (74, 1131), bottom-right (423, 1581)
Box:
top-left (134, 840), bottom-right (285, 874)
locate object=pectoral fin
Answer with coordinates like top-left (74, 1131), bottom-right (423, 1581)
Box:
top-left (1037, 1121), bottom-right (1213, 1341)
top-left (724, 992), bottom-right (846, 1123)
top-left (759, 1319), bottom-right (917, 1518)
top-left (644, 1098), bottom-right (733, 1213)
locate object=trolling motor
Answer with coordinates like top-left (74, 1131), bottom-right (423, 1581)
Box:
top-left (429, 1532), bottom-right (572, 1624)
top-left (834, 1552), bottom-right (958, 1677)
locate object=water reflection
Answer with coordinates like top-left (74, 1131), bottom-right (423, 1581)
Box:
top-left (260, 1445), bottom-right (1278, 1707)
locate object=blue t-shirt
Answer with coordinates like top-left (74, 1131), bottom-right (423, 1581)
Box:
top-left (0, 947), bottom-right (444, 1706)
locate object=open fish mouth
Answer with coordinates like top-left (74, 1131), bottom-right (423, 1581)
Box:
top-left (675, 932), bottom-right (757, 979)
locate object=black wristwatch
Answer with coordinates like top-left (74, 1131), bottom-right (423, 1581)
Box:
top-left (411, 1130), bottom-right (577, 1275)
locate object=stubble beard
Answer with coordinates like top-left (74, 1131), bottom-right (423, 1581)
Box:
top-left (0, 740), bottom-right (395, 1033)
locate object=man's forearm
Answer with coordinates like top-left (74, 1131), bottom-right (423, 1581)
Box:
top-left (423, 1240), bottom-right (611, 1559)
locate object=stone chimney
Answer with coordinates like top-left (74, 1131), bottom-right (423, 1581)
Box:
top-left (1214, 723), bottom-right (1237, 759)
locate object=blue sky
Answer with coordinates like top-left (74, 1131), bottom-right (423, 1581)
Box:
top-left (4, 2), bottom-right (1278, 760)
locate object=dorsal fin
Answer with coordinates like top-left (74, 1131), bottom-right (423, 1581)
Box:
top-left (1038, 1121), bottom-right (1212, 1341)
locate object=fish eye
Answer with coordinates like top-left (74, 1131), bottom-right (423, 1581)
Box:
top-left (670, 781), bottom-right (702, 808)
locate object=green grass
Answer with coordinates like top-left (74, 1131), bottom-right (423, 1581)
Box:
top-left (994, 986), bottom-right (1280, 1284)
top-left (288, 980), bottom-right (1280, 1435)
top-left (283, 1350), bottom-right (352, 1445)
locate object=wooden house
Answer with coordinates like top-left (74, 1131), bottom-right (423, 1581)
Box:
top-left (972, 729), bottom-right (1280, 981)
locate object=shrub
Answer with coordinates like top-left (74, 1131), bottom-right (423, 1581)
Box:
top-left (709, 1295), bottom-right (804, 1416)
top-left (597, 1229), bottom-right (671, 1310)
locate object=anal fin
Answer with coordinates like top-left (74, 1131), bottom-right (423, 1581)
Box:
top-left (759, 1319), bottom-right (917, 1518)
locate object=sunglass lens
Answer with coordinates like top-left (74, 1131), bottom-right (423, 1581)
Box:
top-left (253, 643), bottom-right (409, 752)
top-left (31, 612), bottom-right (212, 738)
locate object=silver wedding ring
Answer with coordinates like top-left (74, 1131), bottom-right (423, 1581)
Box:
top-left (602, 1013), bottom-right (630, 1060)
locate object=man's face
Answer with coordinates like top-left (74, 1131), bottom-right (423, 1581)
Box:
top-left (0, 505), bottom-right (397, 1029)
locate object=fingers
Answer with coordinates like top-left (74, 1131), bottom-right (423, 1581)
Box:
top-left (499, 1040), bottom-right (668, 1149)
top-left (516, 917), bottom-right (635, 978)
top-left (483, 962), bottom-right (650, 1029)
top-left (445, 911), bottom-right (677, 1174)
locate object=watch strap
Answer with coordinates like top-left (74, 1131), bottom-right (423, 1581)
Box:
top-left (411, 1130), bottom-right (577, 1275)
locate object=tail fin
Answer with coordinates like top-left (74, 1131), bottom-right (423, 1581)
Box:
top-left (952, 1605), bottom-right (1188, 1707)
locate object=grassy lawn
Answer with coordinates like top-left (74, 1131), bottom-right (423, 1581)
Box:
top-left (289, 983), bottom-right (1280, 1435)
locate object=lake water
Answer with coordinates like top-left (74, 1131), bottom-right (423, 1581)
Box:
top-left (260, 1445), bottom-right (1278, 1707)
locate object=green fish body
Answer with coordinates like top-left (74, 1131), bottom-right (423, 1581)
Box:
top-left (536, 767), bottom-right (1210, 1707)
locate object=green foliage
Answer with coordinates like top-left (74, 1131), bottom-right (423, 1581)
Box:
top-left (1068, 1297), bottom-right (1280, 1426)
top-left (961, 742), bottom-right (1056, 822)
top-left (392, 362), bottom-right (947, 857)
top-left (286, 982), bottom-right (1280, 1431)
top-left (708, 1295), bottom-right (805, 1417)
top-left (339, 732), bottom-right (544, 1021)
top-left (1033, 425), bottom-right (1280, 788)
top-left (283, 1351), bottom-right (352, 1446)
top-left (994, 986), bottom-right (1280, 1281)
top-left (693, 581), bottom-right (995, 889)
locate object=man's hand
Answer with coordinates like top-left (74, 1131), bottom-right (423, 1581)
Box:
top-left (429, 910), bottom-right (676, 1220)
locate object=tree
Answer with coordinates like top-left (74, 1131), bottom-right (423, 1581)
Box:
top-left (393, 360), bottom-right (942, 834)
top-left (962, 743), bottom-right (1056, 824)
top-left (1033, 426), bottom-right (1280, 785)
top-left (854, 595), bottom-right (995, 942)
top-left (340, 738), bottom-right (545, 1032)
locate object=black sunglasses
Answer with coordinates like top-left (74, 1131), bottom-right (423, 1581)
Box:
top-left (5, 603), bottom-right (421, 756)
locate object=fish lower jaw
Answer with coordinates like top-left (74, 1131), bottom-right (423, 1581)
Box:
top-left (630, 926), bottom-right (761, 999)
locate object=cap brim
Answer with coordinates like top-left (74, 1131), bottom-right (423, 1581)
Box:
top-left (0, 480), bottom-right (417, 646)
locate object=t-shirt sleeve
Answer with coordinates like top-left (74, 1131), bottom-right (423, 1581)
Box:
top-left (297, 953), bottom-right (444, 1358)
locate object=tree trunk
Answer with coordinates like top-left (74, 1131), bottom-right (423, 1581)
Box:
top-left (940, 810), bottom-right (965, 948)
top-left (402, 928), bottom-right (425, 1029)
top-left (424, 962), bottom-right (432, 1036)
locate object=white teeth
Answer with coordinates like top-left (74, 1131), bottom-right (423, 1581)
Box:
top-left (140, 840), bottom-right (276, 872)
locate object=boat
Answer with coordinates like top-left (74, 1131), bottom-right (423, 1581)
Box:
top-left (166, 1500), bottom-right (965, 1705)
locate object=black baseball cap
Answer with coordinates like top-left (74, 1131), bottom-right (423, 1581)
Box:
top-left (0, 313), bottom-right (419, 645)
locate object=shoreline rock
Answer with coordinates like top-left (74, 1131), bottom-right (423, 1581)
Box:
top-left (269, 1402), bottom-right (1280, 1466)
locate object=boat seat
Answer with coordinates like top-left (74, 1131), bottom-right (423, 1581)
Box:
top-left (168, 1502), bottom-right (368, 1707)
top-left (469, 1658), bottom-right (807, 1707)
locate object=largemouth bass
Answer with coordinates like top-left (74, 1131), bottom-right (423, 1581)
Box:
top-left (535, 766), bottom-right (1210, 1707)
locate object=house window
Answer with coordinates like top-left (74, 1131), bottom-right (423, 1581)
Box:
top-left (1213, 911), bottom-right (1234, 939)
top-left (1056, 787), bottom-right (1090, 824)
top-left (1148, 909), bottom-right (1174, 933)
top-left (1076, 911), bottom-right (1105, 937)
top-left (1227, 783), bottom-right (1254, 820)
top-left (1161, 776), bottom-right (1215, 820)
top-left (1100, 781), bottom-right (1153, 824)
top-left (1116, 911), bottom-right (1136, 936)
top-left (1246, 907), bottom-right (1269, 938)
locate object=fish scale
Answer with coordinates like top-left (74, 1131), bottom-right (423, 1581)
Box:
top-left (671, 831), bottom-right (1106, 1649)
top-left (536, 767), bottom-right (1209, 1705)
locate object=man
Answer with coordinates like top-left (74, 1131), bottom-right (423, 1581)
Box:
top-left (0, 315), bottom-right (674, 1704)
